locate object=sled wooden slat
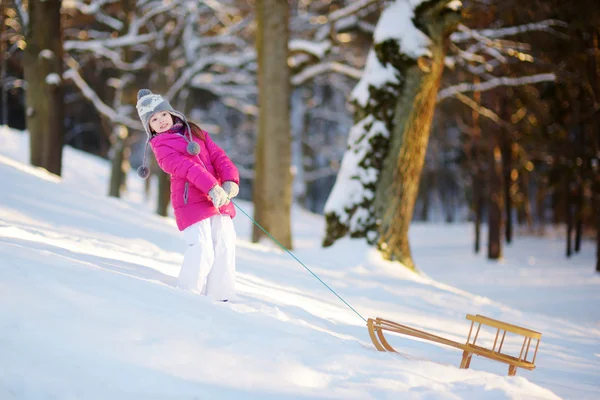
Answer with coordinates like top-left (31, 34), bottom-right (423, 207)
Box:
top-left (367, 314), bottom-right (542, 377)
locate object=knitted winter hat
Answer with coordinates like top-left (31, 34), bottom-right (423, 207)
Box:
top-left (135, 89), bottom-right (200, 178)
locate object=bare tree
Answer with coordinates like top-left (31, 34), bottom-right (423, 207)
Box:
top-left (252, 0), bottom-right (292, 248)
top-left (21, 0), bottom-right (65, 175)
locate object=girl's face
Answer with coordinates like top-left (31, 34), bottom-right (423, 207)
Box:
top-left (149, 111), bottom-right (174, 134)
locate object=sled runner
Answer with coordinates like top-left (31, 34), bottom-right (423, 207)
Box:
top-left (367, 314), bottom-right (541, 376)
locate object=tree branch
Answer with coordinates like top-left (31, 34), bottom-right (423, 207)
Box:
top-left (451, 20), bottom-right (568, 43)
top-left (437, 73), bottom-right (556, 101)
top-left (12, 0), bottom-right (28, 33)
top-left (165, 50), bottom-right (256, 101)
top-left (328, 0), bottom-right (379, 23)
top-left (64, 40), bottom-right (152, 70)
top-left (67, 0), bottom-right (123, 31)
top-left (63, 58), bottom-right (142, 130)
top-left (292, 61), bottom-right (362, 86)
top-left (453, 93), bottom-right (512, 131)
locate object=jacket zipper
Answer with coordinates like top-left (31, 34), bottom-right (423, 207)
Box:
top-left (183, 147), bottom-right (215, 207)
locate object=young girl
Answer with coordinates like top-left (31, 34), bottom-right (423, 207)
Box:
top-left (135, 89), bottom-right (239, 302)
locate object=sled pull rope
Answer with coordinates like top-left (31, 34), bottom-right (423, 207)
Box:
top-left (232, 200), bottom-right (367, 324)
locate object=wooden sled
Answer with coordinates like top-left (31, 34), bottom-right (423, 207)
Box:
top-left (367, 314), bottom-right (541, 376)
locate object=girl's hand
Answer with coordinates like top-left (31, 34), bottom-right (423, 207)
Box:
top-left (222, 181), bottom-right (239, 199)
top-left (208, 185), bottom-right (230, 209)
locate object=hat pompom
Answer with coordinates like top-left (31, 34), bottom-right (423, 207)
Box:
top-left (137, 165), bottom-right (150, 179)
top-left (137, 89), bottom-right (152, 100)
top-left (187, 141), bottom-right (200, 155)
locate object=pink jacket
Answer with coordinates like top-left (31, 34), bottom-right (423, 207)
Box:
top-left (150, 130), bottom-right (239, 231)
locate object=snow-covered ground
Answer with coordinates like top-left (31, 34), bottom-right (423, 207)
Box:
top-left (1, 126), bottom-right (599, 399)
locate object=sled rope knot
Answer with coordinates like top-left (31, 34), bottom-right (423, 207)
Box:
top-left (232, 200), bottom-right (367, 323)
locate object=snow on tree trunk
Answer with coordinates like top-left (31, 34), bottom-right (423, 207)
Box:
top-left (24, 0), bottom-right (64, 175)
top-left (252, 0), bottom-right (293, 248)
top-left (323, 0), bottom-right (461, 270)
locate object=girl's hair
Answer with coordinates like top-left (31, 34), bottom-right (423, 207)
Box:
top-left (188, 121), bottom-right (206, 141)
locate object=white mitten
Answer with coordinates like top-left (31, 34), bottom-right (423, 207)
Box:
top-left (208, 185), bottom-right (230, 209)
top-left (222, 181), bottom-right (239, 199)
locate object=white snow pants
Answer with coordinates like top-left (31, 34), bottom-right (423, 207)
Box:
top-left (177, 215), bottom-right (236, 300)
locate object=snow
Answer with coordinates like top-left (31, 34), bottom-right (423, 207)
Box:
top-left (351, 50), bottom-right (399, 107)
top-left (289, 39), bottom-right (331, 59)
top-left (39, 49), bottom-right (54, 60)
top-left (447, 0), bottom-right (463, 11)
top-left (373, 0), bottom-right (432, 59)
top-left (45, 73), bottom-right (61, 85)
top-left (350, 0), bottom-right (434, 107)
top-left (1, 125), bottom-right (600, 399)
top-left (323, 115), bottom-right (386, 224)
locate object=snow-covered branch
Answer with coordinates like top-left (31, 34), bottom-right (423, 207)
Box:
top-left (66, 0), bottom-right (123, 30)
top-left (67, 0), bottom-right (118, 13)
top-left (451, 20), bottom-right (568, 43)
top-left (292, 61), bottom-right (362, 86)
top-left (166, 50), bottom-right (256, 101)
top-left (64, 40), bottom-right (152, 70)
top-left (63, 63), bottom-right (142, 130)
top-left (329, 0), bottom-right (379, 23)
top-left (68, 32), bottom-right (156, 50)
top-left (437, 73), bottom-right (556, 101)
top-left (203, 0), bottom-right (239, 27)
top-left (194, 35), bottom-right (248, 49)
top-left (130, 0), bottom-right (180, 35)
top-left (13, 0), bottom-right (29, 31)
top-left (289, 39), bottom-right (332, 58)
top-left (314, 0), bottom-right (380, 41)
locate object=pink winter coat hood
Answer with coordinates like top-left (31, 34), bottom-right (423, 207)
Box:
top-left (150, 129), bottom-right (239, 231)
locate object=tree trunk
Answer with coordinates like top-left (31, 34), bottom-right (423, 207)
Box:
top-left (591, 33), bottom-right (600, 272)
top-left (472, 86), bottom-right (482, 253)
top-left (574, 180), bottom-right (583, 253)
top-left (488, 141), bottom-right (504, 260)
top-left (252, 0), bottom-right (292, 248)
top-left (322, 1), bottom-right (460, 262)
top-left (157, 170), bottom-right (171, 216)
top-left (419, 172), bottom-right (431, 222)
top-left (596, 189), bottom-right (600, 272)
top-left (107, 135), bottom-right (131, 199)
top-left (574, 118), bottom-right (587, 253)
top-left (23, 0), bottom-right (64, 175)
top-left (501, 138), bottom-right (513, 244)
top-left (520, 169), bottom-right (534, 232)
top-left (565, 176), bottom-right (573, 258)
top-left (1, 2), bottom-right (8, 126)
top-left (153, 47), bottom-right (175, 216)
top-left (474, 174), bottom-right (484, 253)
top-left (374, 3), bottom-right (460, 270)
top-left (107, 0), bottom-right (135, 198)
top-left (108, 126), bottom-right (129, 197)
top-left (536, 176), bottom-right (547, 235)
